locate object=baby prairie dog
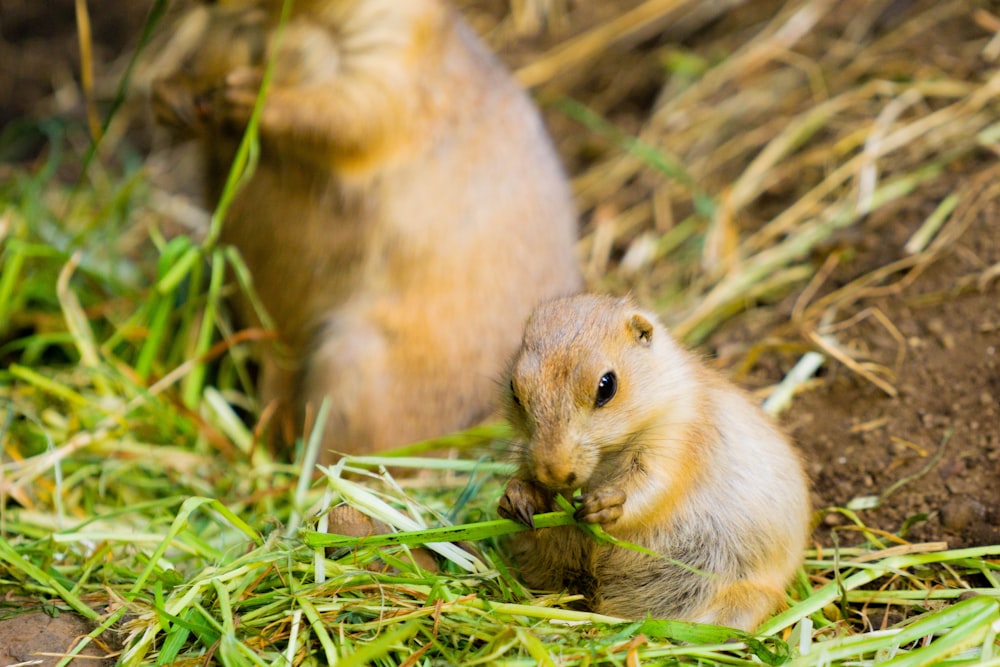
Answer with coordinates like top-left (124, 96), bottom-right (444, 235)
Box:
top-left (498, 295), bottom-right (810, 631)
top-left (151, 0), bottom-right (581, 460)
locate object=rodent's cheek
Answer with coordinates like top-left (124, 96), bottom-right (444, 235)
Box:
top-left (502, 421), bottom-right (537, 467)
top-left (504, 412), bottom-right (533, 443)
top-left (574, 449), bottom-right (602, 489)
top-left (585, 415), bottom-right (632, 451)
top-left (501, 400), bottom-right (526, 429)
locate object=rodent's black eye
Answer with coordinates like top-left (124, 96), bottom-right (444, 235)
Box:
top-left (510, 379), bottom-right (522, 408)
top-left (595, 371), bottom-right (617, 408)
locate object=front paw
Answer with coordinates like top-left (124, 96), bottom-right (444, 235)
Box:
top-left (208, 66), bottom-right (264, 131)
top-left (151, 77), bottom-right (205, 134)
top-left (498, 478), bottom-right (553, 528)
top-left (574, 486), bottom-right (626, 524)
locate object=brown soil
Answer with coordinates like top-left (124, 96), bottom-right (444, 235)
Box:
top-left (697, 156), bottom-right (999, 548)
top-left (771, 165), bottom-right (1000, 548)
top-left (0, 606), bottom-right (116, 666)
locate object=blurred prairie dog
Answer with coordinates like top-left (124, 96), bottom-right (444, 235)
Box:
top-left (151, 0), bottom-right (581, 460)
top-left (498, 295), bottom-right (810, 630)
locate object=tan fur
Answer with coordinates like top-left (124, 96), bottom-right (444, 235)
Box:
top-left (151, 0), bottom-right (581, 461)
top-left (498, 295), bottom-right (810, 631)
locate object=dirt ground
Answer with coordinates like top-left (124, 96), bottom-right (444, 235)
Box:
top-left (722, 163), bottom-right (1000, 548)
top-left (1, 0), bottom-right (997, 652)
top-left (0, 604), bottom-right (117, 666)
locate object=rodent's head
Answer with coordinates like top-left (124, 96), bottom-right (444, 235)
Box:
top-left (504, 294), bottom-right (673, 492)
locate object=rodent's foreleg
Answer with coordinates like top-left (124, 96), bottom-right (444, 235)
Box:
top-left (500, 479), bottom-right (595, 593)
top-left (573, 486), bottom-right (627, 524)
top-left (150, 75), bottom-right (209, 135)
top-left (498, 478), bottom-right (554, 528)
top-left (214, 59), bottom-right (417, 167)
top-left (212, 66), bottom-right (263, 130)
top-left (503, 524), bottom-right (593, 593)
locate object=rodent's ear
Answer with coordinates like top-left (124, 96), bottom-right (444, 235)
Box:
top-left (628, 313), bottom-right (654, 346)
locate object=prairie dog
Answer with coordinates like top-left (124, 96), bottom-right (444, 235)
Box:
top-left (498, 295), bottom-right (810, 631)
top-left (151, 0), bottom-right (581, 460)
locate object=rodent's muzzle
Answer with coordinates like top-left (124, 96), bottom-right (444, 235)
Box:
top-left (531, 448), bottom-right (587, 492)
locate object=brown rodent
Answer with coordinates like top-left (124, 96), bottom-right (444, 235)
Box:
top-left (151, 0), bottom-right (581, 460)
top-left (497, 294), bottom-right (810, 631)
top-left (326, 505), bottom-right (438, 573)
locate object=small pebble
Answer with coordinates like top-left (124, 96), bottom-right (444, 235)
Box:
top-left (940, 497), bottom-right (984, 532)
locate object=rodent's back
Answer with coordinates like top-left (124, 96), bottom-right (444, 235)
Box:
top-left (695, 380), bottom-right (811, 574)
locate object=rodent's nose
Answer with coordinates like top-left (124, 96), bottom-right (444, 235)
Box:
top-left (536, 461), bottom-right (578, 491)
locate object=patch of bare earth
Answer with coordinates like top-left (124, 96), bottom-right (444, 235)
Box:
top-left (781, 164), bottom-right (1000, 548)
top-left (0, 605), bottom-right (116, 666)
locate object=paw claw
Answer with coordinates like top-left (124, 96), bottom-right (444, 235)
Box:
top-left (499, 478), bottom-right (553, 528)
